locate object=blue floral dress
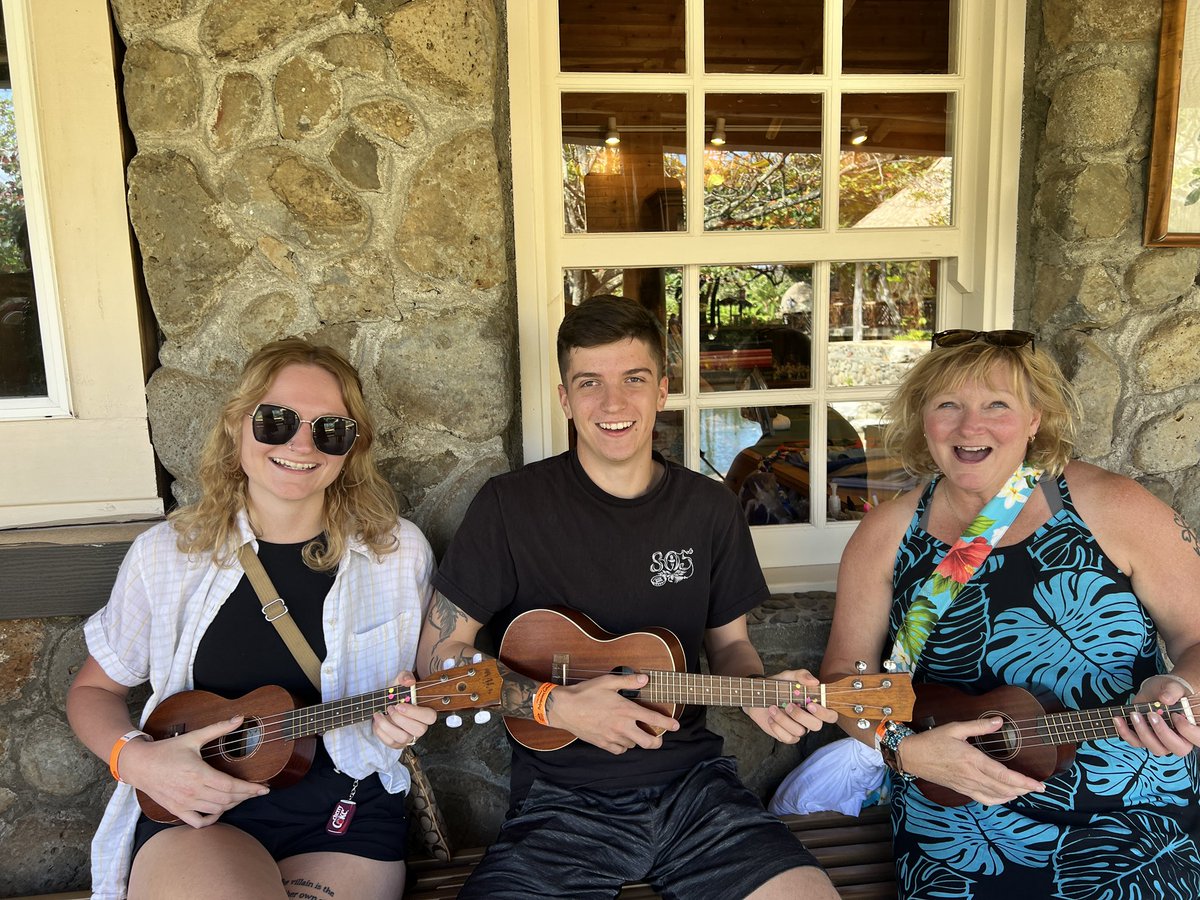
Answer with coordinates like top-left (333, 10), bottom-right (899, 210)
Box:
top-left (889, 475), bottom-right (1200, 899)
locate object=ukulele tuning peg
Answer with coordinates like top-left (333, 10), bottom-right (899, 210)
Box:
top-left (442, 658), bottom-right (456, 671)
top-left (854, 660), bottom-right (868, 674)
top-left (446, 714), bottom-right (463, 729)
top-left (471, 652), bottom-right (483, 664)
top-left (473, 710), bottom-right (492, 724)
top-left (856, 718), bottom-right (871, 730)
top-left (882, 706), bottom-right (893, 716)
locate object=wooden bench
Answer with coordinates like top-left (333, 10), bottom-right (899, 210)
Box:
top-left (12, 807), bottom-right (894, 900)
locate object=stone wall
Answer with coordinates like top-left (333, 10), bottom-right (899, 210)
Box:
top-left (116, 0), bottom-right (517, 554)
top-left (1019, 0), bottom-right (1200, 517)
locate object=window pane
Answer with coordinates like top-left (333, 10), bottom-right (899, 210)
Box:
top-left (706, 405), bottom-right (811, 525)
top-left (828, 401), bottom-right (919, 518)
top-left (699, 264), bottom-right (813, 392)
top-left (828, 259), bottom-right (937, 386)
top-left (704, 94), bottom-right (822, 231)
top-left (0, 35), bottom-right (46, 398)
top-left (704, 0), bottom-right (823, 74)
top-left (564, 267), bottom-right (684, 393)
top-left (653, 409), bottom-right (685, 464)
top-left (559, 0), bottom-right (685, 74)
top-left (562, 93), bottom-right (686, 234)
top-left (839, 93), bottom-right (954, 228)
top-left (843, 0), bottom-right (954, 74)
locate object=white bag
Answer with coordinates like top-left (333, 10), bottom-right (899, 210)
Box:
top-left (768, 737), bottom-right (888, 817)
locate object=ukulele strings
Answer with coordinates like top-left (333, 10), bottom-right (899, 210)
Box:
top-left (524, 668), bottom-right (904, 713)
top-left (967, 692), bottom-right (1200, 752)
top-left (193, 680), bottom-right (484, 761)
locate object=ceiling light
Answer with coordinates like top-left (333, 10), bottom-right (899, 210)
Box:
top-left (849, 117), bottom-right (868, 146)
top-left (604, 116), bottom-right (620, 146)
top-left (710, 117), bottom-right (726, 146)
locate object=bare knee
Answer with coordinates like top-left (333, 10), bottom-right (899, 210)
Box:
top-left (129, 823), bottom-right (286, 900)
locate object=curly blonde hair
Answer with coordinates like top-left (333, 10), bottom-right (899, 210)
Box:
top-left (884, 340), bottom-right (1080, 479)
top-left (169, 338), bottom-right (399, 570)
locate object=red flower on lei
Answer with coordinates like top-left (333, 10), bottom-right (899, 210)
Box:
top-left (935, 535), bottom-right (992, 584)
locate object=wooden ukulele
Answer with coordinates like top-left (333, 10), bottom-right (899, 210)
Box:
top-left (136, 660), bottom-right (502, 823)
top-left (498, 607), bottom-right (915, 751)
top-left (910, 681), bottom-right (1199, 807)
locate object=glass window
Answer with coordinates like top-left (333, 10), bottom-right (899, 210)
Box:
top-left (842, 0), bottom-right (954, 75)
top-left (562, 93), bottom-right (686, 234)
top-left (704, 0), bottom-right (824, 75)
top-left (0, 17), bottom-right (45, 399)
top-left (559, 0), bottom-right (686, 74)
top-left (840, 93), bottom-right (954, 228)
top-left (704, 94), bottom-right (823, 231)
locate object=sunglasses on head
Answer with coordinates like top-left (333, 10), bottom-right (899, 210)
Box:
top-left (248, 403), bottom-right (358, 456)
top-left (931, 329), bottom-right (1036, 352)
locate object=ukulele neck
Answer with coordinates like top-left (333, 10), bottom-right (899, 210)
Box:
top-left (639, 671), bottom-right (817, 708)
top-left (284, 685), bottom-right (415, 740)
top-left (1040, 695), bottom-right (1197, 745)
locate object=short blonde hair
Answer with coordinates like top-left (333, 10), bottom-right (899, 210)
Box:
top-left (170, 338), bottom-right (398, 569)
top-left (884, 341), bottom-right (1080, 478)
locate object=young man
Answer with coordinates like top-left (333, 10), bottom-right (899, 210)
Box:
top-left (418, 295), bottom-right (839, 899)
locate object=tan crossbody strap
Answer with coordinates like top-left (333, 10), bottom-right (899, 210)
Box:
top-left (236, 543), bottom-right (322, 691)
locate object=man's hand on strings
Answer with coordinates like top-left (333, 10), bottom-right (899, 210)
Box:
top-left (547, 673), bottom-right (680, 755)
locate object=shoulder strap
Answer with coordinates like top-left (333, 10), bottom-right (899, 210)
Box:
top-left (236, 543), bottom-right (322, 691)
top-left (888, 463), bottom-right (1044, 673)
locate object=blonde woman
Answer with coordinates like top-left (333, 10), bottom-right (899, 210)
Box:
top-left (68, 338), bottom-right (436, 900)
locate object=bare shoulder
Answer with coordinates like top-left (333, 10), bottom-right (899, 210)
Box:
top-left (1063, 460), bottom-right (1172, 522)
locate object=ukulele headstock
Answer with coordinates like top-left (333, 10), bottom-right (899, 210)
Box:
top-left (417, 659), bottom-right (503, 713)
top-left (824, 672), bottom-right (915, 722)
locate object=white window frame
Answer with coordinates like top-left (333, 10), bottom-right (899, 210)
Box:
top-left (508, 0), bottom-right (1027, 588)
top-left (0, 0), bottom-right (161, 528)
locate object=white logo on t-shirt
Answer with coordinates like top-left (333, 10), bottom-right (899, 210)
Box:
top-left (650, 549), bottom-right (694, 586)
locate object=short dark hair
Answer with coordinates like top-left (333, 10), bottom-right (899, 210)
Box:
top-left (556, 295), bottom-right (666, 380)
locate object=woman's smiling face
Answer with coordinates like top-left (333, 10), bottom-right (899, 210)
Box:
top-left (922, 364), bottom-right (1041, 494)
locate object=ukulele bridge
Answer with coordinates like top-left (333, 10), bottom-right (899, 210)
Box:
top-left (551, 653), bottom-right (569, 686)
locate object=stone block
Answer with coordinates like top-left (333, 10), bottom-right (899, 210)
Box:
top-left (123, 41), bottom-right (200, 136)
top-left (350, 98), bottom-right (419, 146)
top-left (127, 152), bottom-right (250, 339)
top-left (312, 255), bottom-right (399, 323)
top-left (1075, 266), bottom-right (1125, 328)
top-left (1043, 0), bottom-right (1159, 49)
top-left (1056, 333), bottom-right (1119, 459)
top-left (274, 55), bottom-right (342, 141)
top-left (375, 311), bottom-right (514, 443)
top-left (212, 72), bottom-right (264, 152)
top-left (110, 0), bottom-right (193, 35)
top-left (1032, 263), bottom-right (1078, 323)
top-left (1065, 164), bottom-right (1133, 239)
top-left (378, 447), bottom-right (461, 516)
top-left (1124, 249), bottom-right (1200, 309)
top-left (200, 0), bottom-right (354, 61)
top-left (18, 716), bottom-right (101, 797)
top-left (1131, 400), bottom-right (1200, 474)
top-left (329, 127), bottom-right (381, 190)
top-left (239, 291), bottom-right (302, 351)
top-left (1045, 67), bottom-right (1138, 150)
top-left (411, 451), bottom-right (511, 556)
top-left (397, 129), bottom-right (507, 290)
top-left (1137, 312), bottom-right (1200, 394)
top-left (315, 32), bottom-right (390, 79)
top-left (146, 366), bottom-right (229, 488)
top-left (384, 0), bottom-right (497, 109)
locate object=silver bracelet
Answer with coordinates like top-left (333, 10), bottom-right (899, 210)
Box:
top-left (1141, 673), bottom-right (1195, 696)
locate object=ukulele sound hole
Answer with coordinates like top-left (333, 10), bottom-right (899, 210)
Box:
top-left (976, 711), bottom-right (1020, 761)
top-left (219, 718), bottom-right (264, 760)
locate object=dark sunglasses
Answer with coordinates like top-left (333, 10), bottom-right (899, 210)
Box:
top-left (248, 403), bottom-right (358, 456)
top-left (931, 329), bottom-right (1036, 352)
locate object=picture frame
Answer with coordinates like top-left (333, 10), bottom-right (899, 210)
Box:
top-left (1146, 0), bottom-right (1200, 246)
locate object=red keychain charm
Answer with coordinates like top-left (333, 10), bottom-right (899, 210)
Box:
top-left (326, 779), bottom-right (359, 835)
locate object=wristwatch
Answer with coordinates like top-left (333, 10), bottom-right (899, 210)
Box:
top-left (877, 720), bottom-right (917, 782)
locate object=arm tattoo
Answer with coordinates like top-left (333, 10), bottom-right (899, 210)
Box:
top-left (1175, 513), bottom-right (1200, 559)
top-left (425, 591), bottom-right (471, 673)
top-left (496, 660), bottom-right (541, 718)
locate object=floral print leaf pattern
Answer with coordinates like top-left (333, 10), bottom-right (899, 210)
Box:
top-left (897, 596), bottom-right (938, 664)
top-left (1054, 810), bottom-right (1200, 900)
top-left (917, 583), bottom-right (990, 682)
top-left (896, 851), bottom-right (975, 899)
top-left (986, 571), bottom-right (1142, 708)
top-left (900, 788), bottom-right (1057, 874)
top-left (962, 515), bottom-right (997, 539)
top-left (1078, 741), bottom-right (1195, 805)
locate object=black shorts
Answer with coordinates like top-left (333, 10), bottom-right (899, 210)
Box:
top-left (132, 742), bottom-right (409, 862)
top-left (459, 756), bottom-right (822, 900)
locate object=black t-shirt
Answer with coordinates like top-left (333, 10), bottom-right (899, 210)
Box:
top-left (432, 451), bottom-right (769, 805)
top-left (194, 538), bottom-right (333, 706)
